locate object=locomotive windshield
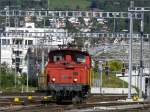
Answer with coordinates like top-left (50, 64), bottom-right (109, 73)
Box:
top-left (49, 49), bottom-right (90, 64)
top-left (75, 54), bottom-right (86, 63)
top-left (53, 54), bottom-right (63, 62)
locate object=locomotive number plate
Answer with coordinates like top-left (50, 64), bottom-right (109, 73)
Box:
top-left (63, 75), bottom-right (72, 79)
top-left (73, 72), bottom-right (78, 75)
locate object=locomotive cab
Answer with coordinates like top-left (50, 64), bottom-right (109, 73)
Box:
top-left (44, 49), bottom-right (92, 103)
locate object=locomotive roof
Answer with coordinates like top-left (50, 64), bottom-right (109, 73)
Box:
top-left (49, 49), bottom-right (90, 56)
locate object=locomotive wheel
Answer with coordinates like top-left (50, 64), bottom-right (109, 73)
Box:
top-left (72, 96), bottom-right (81, 104)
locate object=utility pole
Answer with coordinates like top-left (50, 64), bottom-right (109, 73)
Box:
top-left (139, 12), bottom-right (144, 99)
top-left (114, 18), bottom-right (116, 33)
top-left (14, 22), bottom-right (16, 88)
top-left (41, 47), bottom-right (45, 74)
top-left (128, 1), bottom-right (134, 100)
top-left (128, 4), bottom-right (150, 100)
top-left (113, 17), bottom-right (116, 40)
top-left (14, 16), bottom-right (19, 88)
top-left (100, 66), bottom-right (103, 94)
top-left (148, 32), bottom-right (150, 100)
top-left (0, 26), bottom-right (5, 89)
top-left (27, 50), bottom-right (29, 92)
top-left (0, 29), bottom-right (1, 89)
top-left (41, 37), bottom-right (45, 75)
top-left (98, 61), bottom-right (103, 93)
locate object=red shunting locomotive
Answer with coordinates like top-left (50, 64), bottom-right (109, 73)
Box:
top-left (44, 49), bottom-right (92, 103)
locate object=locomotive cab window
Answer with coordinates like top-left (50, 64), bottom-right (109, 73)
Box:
top-left (53, 55), bottom-right (63, 62)
top-left (75, 54), bottom-right (86, 63)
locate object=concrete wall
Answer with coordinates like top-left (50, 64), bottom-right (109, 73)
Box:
top-left (91, 87), bottom-right (137, 94)
top-left (1, 46), bottom-right (12, 67)
top-left (116, 68), bottom-right (150, 95)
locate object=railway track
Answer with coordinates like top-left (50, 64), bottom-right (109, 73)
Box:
top-left (0, 93), bottom-right (149, 112)
top-left (1, 101), bottom-right (150, 112)
top-left (0, 92), bottom-right (45, 96)
top-left (0, 98), bottom-right (65, 112)
top-left (65, 101), bottom-right (150, 112)
top-left (86, 94), bottom-right (127, 103)
top-left (0, 93), bottom-right (127, 106)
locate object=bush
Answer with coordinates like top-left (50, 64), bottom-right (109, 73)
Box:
top-left (0, 63), bottom-right (15, 88)
top-left (0, 62), bottom-right (26, 89)
top-left (109, 60), bottom-right (122, 72)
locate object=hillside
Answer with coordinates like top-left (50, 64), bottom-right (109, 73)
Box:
top-left (48, 0), bottom-right (91, 10)
top-left (48, 0), bottom-right (150, 11)
top-left (47, 0), bottom-right (150, 33)
top-left (0, 0), bottom-right (149, 33)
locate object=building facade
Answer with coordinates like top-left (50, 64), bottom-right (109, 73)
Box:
top-left (1, 22), bottom-right (73, 74)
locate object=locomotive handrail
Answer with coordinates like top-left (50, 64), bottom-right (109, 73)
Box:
top-left (65, 65), bottom-right (74, 69)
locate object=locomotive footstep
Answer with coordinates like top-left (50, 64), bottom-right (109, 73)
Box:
top-left (72, 96), bottom-right (82, 104)
top-left (56, 97), bottom-right (62, 104)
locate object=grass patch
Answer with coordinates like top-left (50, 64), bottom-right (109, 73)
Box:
top-left (102, 73), bottom-right (128, 88)
top-left (0, 85), bottom-right (37, 92)
top-left (93, 71), bottom-right (128, 88)
top-left (48, 0), bottom-right (91, 10)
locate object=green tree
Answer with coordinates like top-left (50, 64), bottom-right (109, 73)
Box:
top-left (1, 62), bottom-right (15, 88)
top-left (65, 19), bottom-right (79, 32)
top-left (109, 60), bottom-right (122, 72)
top-left (16, 0), bottom-right (22, 6)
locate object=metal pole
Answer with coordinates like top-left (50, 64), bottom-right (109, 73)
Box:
top-left (139, 12), bottom-right (144, 99)
top-left (27, 50), bottom-right (29, 92)
top-left (15, 53), bottom-right (17, 88)
top-left (114, 18), bottom-right (116, 33)
top-left (41, 47), bottom-right (44, 74)
top-left (98, 62), bottom-right (103, 93)
top-left (148, 33), bottom-right (150, 99)
top-left (14, 17), bottom-right (19, 88)
top-left (100, 65), bottom-right (102, 93)
top-left (0, 32), bottom-right (1, 89)
top-left (128, 11), bottom-right (133, 99)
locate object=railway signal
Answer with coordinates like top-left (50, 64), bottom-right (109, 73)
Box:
top-left (104, 61), bottom-right (109, 76)
top-left (122, 63), bottom-right (126, 76)
top-left (105, 66), bottom-right (109, 76)
top-left (122, 68), bottom-right (126, 76)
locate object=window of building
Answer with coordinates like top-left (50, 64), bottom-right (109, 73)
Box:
top-left (2, 39), bottom-right (6, 45)
top-left (12, 39), bottom-right (23, 45)
top-left (2, 39), bottom-right (10, 45)
top-left (7, 39), bottom-right (10, 45)
top-left (25, 40), bottom-right (28, 45)
top-left (28, 40), bottom-right (33, 45)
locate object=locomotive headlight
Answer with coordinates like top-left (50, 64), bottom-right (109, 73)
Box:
top-left (52, 78), bottom-right (56, 82)
top-left (73, 78), bottom-right (78, 82)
